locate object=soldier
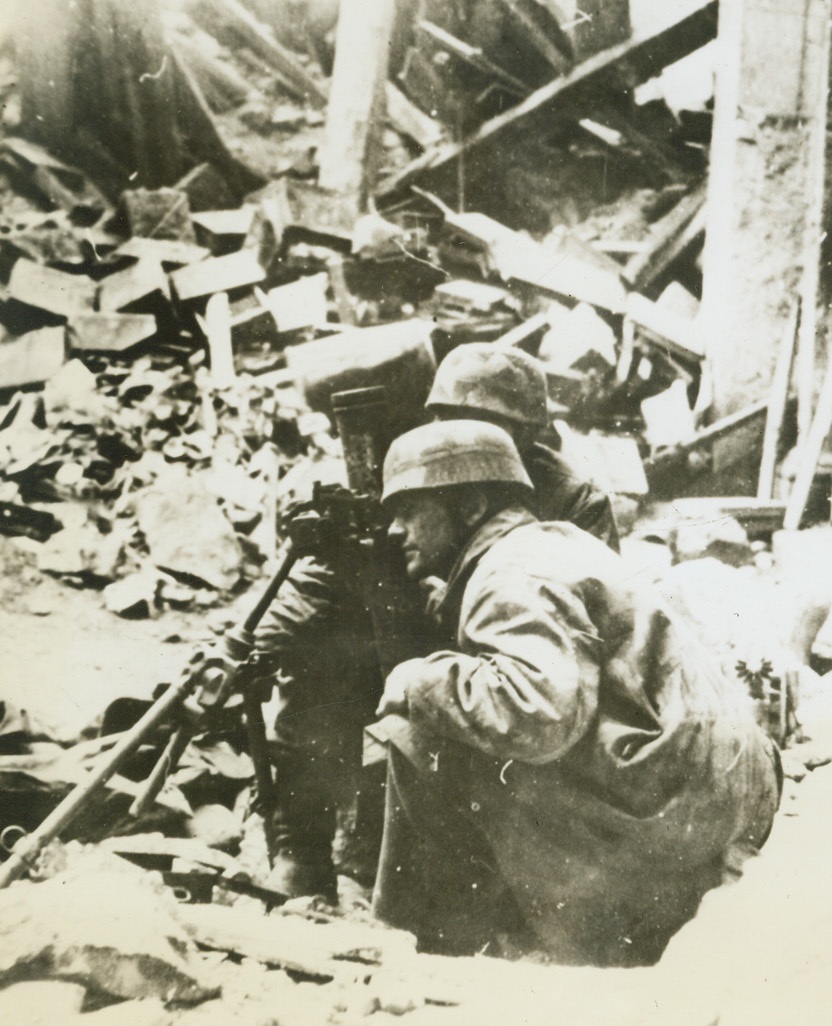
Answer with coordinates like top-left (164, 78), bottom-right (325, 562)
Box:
top-left (426, 343), bottom-right (620, 551)
top-left (372, 420), bottom-right (781, 964)
top-left (253, 344), bottom-right (620, 901)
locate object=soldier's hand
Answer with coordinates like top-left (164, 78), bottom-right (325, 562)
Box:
top-left (376, 664), bottom-right (411, 717)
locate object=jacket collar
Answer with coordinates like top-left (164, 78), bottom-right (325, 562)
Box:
top-left (436, 504), bottom-right (537, 626)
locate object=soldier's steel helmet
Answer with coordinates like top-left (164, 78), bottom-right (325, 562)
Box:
top-left (381, 420), bottom-right (532, 504)
top-left (425, 344), bottom-right (548, 429)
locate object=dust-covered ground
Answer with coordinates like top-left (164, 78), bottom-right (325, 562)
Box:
top-left (4, 518), bottom-right (832, 1024)
top-left (0, 536), bottom-right (213, 742)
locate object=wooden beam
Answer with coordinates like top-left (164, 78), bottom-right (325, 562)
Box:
top-left (623, 183), bottom-right (707, 289)
top-left (784, 360), bottom-right (832, 530)
top-left (757, 301), bottom-right (799, 500)
top-left (190, 0), bottom-right (328, 108)
top-left (317, 0), bottom-right (396, 209)
top-left (377, 1), bottom-right (718, 197)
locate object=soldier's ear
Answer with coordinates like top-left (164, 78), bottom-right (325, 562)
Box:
top-left (459, 487), bottom-right (489, 529)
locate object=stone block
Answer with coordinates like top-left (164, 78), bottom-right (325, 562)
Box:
top-left (98, 260), bottom-right (171, 314)
top-left (0, 871), bottom-right (218, 1004)
top-left (170, 250), bottom-right (265, 302)
top-left (68, 313), bottom-right (157, 353)
top-left (8, 259), bottom-right (96, 319)
top-left (0, 981), bottom-right (85, 1024)
top-left (121, 188), bottom-right (196, 242)
top-left (135, 467), bottom-right (242, 590)
top-left (0, 327), bottom-right (65, 389)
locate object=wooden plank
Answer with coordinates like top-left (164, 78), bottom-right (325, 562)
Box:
top-left (168, 47), bottom-right (265, 199)
top-left (417, 20), bottom-right (531, 97)
top-left (201, 293), bottom-right (235, 387)
top-left (627, 293), bottom-right (705, 362)
top-left (377, 1), bottom-right (718, 197)
top-left (495, 0), bottom-right (573, 74)
top-left (494, 312), bottom-right (550, 352)
top-left (645, 398), bottom-right (768, 469)
top-left (386, 83), bottom-right (445, 150)
top-left (783, 359), bottom-right (832, 530)
top-left (757, 300), bottom-right (799, 499)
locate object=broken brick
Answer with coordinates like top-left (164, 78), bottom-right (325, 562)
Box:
top-left (539, 302), bottom-right (617, 374)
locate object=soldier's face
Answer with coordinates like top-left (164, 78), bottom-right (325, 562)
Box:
top-left (388, 491), bottom-right (460, 580)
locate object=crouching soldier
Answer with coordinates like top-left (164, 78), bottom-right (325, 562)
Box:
top-left (372, 420), bottom-right (782, 966)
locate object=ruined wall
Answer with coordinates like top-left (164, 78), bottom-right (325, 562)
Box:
top-left (700, 0), bottom-right (831, 488)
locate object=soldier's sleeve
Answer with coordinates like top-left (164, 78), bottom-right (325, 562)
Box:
top-left (395, 565), bottom-right (601, 764)
top-left (529, 447), bottom-right (621, 553)
top-left (253, 556), bottom-right (339, 672)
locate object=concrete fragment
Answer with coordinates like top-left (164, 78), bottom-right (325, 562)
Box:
top-left (538, 302), bottom-right (617, 374)
top-left (262, 272), bottom-right (328, 334)
top-left (627, 292), bottom-right (705, 361)
top-left (674, 516), bottom-right (753, 567)
top-left (0, 871), bottom-right (218, 1004)
top-left (171, 250), bottom-right (265, 302)
top-left (135, 467), bottom-right (242, 590)
top-left (186, 804), bottom-right (243, 850)
top-left (556, 421), bottom-right (648, 495)
top-left (658, 280), bottom-right (700, 319)
top-left (68, 312), bottom-right (157, 353)
top-left (286, 318), bottom-right (435, 435)
top-left (192, 207), bottom-right (256, 250)
top-left (8, 259), bottom-right (96, 318)
top-left (43, 359), bottom-right (107, 426)
top-left (0, 326), bottom-right (65, 389)
top-left (99, 260), bottom-right (170, 313)
top-left (121, 187), bottom-right (196, 242)
top-left (0, 981), bottom-right (86, 1024)
top-left (641, 379), bottom-right (696, 449)
top-left (103, 571), bottom-right (159, 617)
top-left (811, 606), bottom-right (832, 664)
top-left (36, 522), bottom-right (100, 575)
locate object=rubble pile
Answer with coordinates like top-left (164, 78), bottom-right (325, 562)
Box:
top-left (0, 0), bottom-right (737, 623)
top-left (3, 1), bottom-right (832, 1023)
